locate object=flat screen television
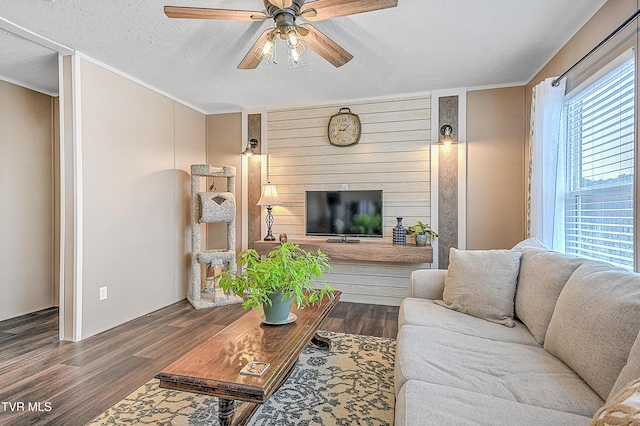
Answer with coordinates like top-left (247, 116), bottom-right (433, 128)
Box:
top-left (305, 190), bottom-right (383, 241)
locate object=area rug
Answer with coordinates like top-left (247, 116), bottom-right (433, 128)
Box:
top-left (88, 332), bottom-right (395, 425)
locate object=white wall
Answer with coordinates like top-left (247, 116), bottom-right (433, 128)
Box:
top-left (77, 58), bottom-right (206, 338)
top-left (0, 80), bottom-right (54, 321)
top-left (266, 95), bottom-right (432, 305)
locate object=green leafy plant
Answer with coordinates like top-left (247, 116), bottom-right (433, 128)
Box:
top-left (218, 241), bottom-right (334, 312)
top-left (406, 221), bottom-right (440, 238)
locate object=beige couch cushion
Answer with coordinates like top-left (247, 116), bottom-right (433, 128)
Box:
top-left (396, 380), bottom-right (593, 426)
top-left (435, 248), bottom-right (522, 327)
top-left (399, 297), bottom-right (540, 346)
top-left (512, 237), bottom-right (546, 251)
top-left (395, 325), bottom-right (604, 417)
top-left (409, 269), bottom-right (447, 299)
top-left (608, 330), bottom-right (640, 400)
top-left (515, 249), bottom-right (584, 344)
top-left (544, 261), bottom-right (640, 401)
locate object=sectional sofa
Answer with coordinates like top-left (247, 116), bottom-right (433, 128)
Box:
top-left (394, 238), bottom-right (640, 425)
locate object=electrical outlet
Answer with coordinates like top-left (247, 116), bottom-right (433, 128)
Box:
top-left (99, 286), bottom-right (108, 301)
top-left (342, 184), bottom-right (348, 190)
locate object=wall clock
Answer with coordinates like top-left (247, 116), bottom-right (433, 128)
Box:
top-left (328, 107), bottom-right (361, 147)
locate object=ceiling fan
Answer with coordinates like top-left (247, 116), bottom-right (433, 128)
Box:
top-left (164, 0), bottom-right (398, 69)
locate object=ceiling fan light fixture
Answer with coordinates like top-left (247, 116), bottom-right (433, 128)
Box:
top-left (262, 39), bottom-right (275, 55)
top-left (166, 0), bottom-right (399, 70)
top-left (289, 42), bottom-right (306, 68)
top-left (285, 26), bottom-right (300, 47)
top-left (254, 30), bottom-right (278, 64)
top-left (288, 44), bottom-right (306, 68)
top-left (285, 26), bottom-right (306, 68)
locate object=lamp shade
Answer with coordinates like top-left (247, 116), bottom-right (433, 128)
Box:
top-left (257, 183), bottom-right (282, 206)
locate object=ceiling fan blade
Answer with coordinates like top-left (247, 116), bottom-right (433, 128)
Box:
top-left (250, 12), bottom-right (270, 21)
top-left (238, 29), bottom-right (274, 70)
top-left (164, 6), bottom-right (265, 21)
top-left (296, 25), bottom-right (310, 36)
top-left (300, 0), bottom-right (398, 21)
top-left (298, 8), bottom-right (317, 19)
top-left (299, 24), bottom-right (353, 68)
top-left (267, 0), bottom-right (293, 9)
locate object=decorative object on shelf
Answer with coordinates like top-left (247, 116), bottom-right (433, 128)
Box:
top-left (392, 217), bottom-right (407, 246)
top-left (415, 234), bottom-right (428, 247)
top-left (279, 232), bottom-right (288, 242)
top-left (438, 124), bottom-right (457, 145)
top-left (241, 138), bottom-right (259, 156)
top-left (328, 107), bottom-right (361, 147)
top-left (218, 241), bottom-right (334, 324)
top-left (257, 182), bottom-right (282, 241)
top-left (406, 221), bottom-right (440, 246)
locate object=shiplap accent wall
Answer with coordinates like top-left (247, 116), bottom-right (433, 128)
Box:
top-left (266, 95), bottom-right (432, 305)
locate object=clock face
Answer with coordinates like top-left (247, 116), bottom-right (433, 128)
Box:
top-left (328, 112), bottom-right (361, 146)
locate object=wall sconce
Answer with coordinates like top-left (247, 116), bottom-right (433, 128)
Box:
top-left (257, 182), bottom-right (282, 241)
top-left (241, 138), bottom-right (259, 156)
top-left (438, 125), bottom-right (457, 146)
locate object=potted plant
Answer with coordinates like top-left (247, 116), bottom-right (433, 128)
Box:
top-left (218, 241), bottom-right (334, 324)
top-left (406, 221), bottom-right (440, 246)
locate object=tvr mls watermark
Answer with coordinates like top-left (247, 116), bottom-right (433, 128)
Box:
top-left (1, 401), bottom-right (52, 412)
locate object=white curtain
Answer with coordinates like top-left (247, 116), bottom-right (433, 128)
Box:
top-left (528, 77), bottom-right (566, 250)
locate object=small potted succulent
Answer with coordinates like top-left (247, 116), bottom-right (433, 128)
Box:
top-left (406, 221), bottom-right (440, 246)
top-left (218, 242), bottom-right (334, 324)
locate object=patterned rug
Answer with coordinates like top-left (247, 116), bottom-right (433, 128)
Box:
top-left (88, 332), bottom-right (395, 425)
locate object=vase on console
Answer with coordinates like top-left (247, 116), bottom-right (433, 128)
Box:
top-left (392, 217), bottom-right (407, 246)
top-left (415, 233), bottom-right (429, 247)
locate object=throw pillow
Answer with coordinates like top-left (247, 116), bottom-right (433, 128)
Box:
top-left (591, 377), bottom-right (640, 426)
top-left (514, 249), bottom-right (584, 345)
top-left (434, 248), bottom-right (522, 327)
top-left (544, 261), bottom-right (640, 401)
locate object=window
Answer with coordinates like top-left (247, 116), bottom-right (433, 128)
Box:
top-left (562, 55), bottom-right (635, 270)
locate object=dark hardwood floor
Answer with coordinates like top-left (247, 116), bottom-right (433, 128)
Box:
top-left (0, 300), bottom-right (398, 426)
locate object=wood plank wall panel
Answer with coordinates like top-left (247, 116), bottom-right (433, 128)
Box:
top-left (266, 95), bottom-right (432, 306)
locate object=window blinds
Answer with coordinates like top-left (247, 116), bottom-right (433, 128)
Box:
top-left (563, 56), bottom-right (635, 269)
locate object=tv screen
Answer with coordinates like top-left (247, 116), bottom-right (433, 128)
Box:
top-left (305, 190), bottom-right (383, 238)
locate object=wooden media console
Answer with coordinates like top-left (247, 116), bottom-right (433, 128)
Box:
top-left (254, 240), bottom-right (433, 264)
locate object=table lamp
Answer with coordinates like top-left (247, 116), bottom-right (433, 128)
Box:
top-left (257, 183), bottom-right (282, 241)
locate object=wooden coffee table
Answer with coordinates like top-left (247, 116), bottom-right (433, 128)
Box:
top-left (155, 291), bottom-right (341, 425)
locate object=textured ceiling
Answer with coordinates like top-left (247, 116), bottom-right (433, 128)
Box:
top-left (0, 0), bottom-right (606, 114)
top-left (0, 28), bottom-right (58, 95)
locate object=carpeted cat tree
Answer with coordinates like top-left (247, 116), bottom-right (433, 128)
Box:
top-left (189, 164), bottom-right (243, 309)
